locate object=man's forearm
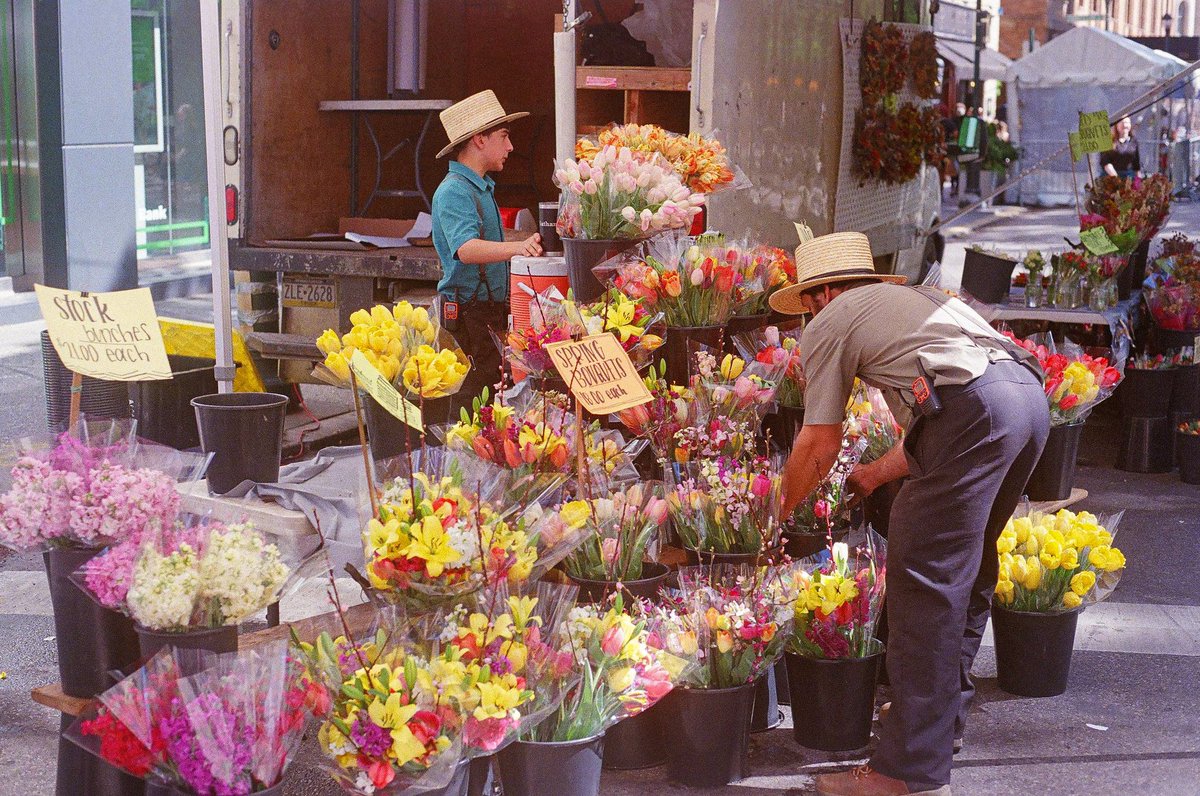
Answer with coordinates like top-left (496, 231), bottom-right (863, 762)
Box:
top-left (854, 442), bottom-right (910, 496)
top-left (781, 426), bottom-right (841, 517)
top-left (457, 238), bottom-right (515, 264)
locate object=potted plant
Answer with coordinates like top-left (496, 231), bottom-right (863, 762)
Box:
top-left (553, 143), bottom-right (706, 301)
top-left (78, 520), bottom-right (294, 658)
top-left (0, 423), bottom-right (198, 698)
top-left (651, 564), bottom-right (793, 787)
top-left (993, 509), bottom-right (1126, 696)
top-left (784, 533), bottom-right (887, 752)
top-left (961, 245), bottom-right (1018, 304)
top-left (1005, 333), bottom-right (1123, 500)
top-left (71, 642), bottom-right (311, 795)
top-left (497, 596), bottom-right (685, 794)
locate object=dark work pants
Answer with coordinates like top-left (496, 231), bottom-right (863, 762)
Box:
top-left (869, 359), bottom-right (1049, 790)
top-left (445, 300), bottom-right (508, 420)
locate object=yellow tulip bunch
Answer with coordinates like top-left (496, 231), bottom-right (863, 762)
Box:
top-left (315, 301), bottom-right (469, 398)
top-left (995, 509), bottom-right (1125, 612)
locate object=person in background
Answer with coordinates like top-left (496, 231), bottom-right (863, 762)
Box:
top-left (1100, 116), bottom-right (1142, 181)
top-left (432, 90), bottom-right (542, 416)
top-left (771, 232), bottom-right (1049, 796)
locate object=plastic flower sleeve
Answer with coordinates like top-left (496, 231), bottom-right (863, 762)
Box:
top-left (560, 480), bottom-right (669, 582)
top-left (665, 455), bottom-right (784, 554)
top-left (732, 323), bottom-right (806, 409)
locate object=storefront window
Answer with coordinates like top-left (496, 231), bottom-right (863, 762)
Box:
top-left (132, 0), bottom-right (209, 267)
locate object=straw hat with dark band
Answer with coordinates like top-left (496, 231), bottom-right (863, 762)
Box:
top-left (768, 231), bottom-right (906, 315)
top-left (436, 90), bottom-right (529, 159)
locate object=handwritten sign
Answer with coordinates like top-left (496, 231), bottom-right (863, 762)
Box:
top-left (545, 333), bottom-right (652, 416)
top-left (1077, 110), bottom-right (1112, 155)
top-left (35, 285), bottom-right (171, 381)
top-left (349, 350), bottom-right (423, 431)
top-left (1080, 227), bottom-right (1119, 256)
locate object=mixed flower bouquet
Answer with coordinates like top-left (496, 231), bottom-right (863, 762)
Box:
top-left (734, 324), bottom-right (806, 409)
top-left (1127, 349), bottom-right (1193, 370)
top-left (1180, 418), bottom-right (1200, 435)
top-left (686, 236), bottom-right (785, 316)
top-left (1084, 173), bottom-right (1172, 254)
top-left (786, 532), bottom-right (887, 660)
top-left (575, 123), bottom-right (742, 196)
top-left (529, 595), bottom-right (688, 741)
top-left (605, 230), bottom-right (737, 327)
top-left (614, 362), bottom-right (694, 462)
top-left (1003, 332), bottom-right (1123, 425)
top-left (665, 454), bottom-right (783, 555)
top-left (559, 481), bottom-right (669, 583)
top-left (671, 414), bottom-right (753, 464)
top-left (79, 520), bottom-right (292, 632)
top-left (652, 564), bottom-right (793, 688)
top-left (504, 288), bottom-right (663, 378)
top-left (1145, 234), bottom-right (1200, 331)
top-left (0, 426), bottom-right (194, 553)
top-left (995, 509), bottom-right (1126, 613)
top-left (73, 642), bottom-right (311, 795)
top-left (690, 352), bottom-right (784, 427)
top-left (553, 144), bottom-right (705, 240)
top-left (843, 381), bottom-right (902, 465)
top-left (315, 300), bottom-right (470, 400)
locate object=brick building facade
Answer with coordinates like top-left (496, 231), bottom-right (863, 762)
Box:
top-left (996, 0), bottom-right (1196, 59)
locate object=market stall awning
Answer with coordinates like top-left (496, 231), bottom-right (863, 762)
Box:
top-left (938, 39), bottom-right (1012, 83)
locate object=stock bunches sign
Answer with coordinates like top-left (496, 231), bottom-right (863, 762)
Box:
top-left (35, 285), bottom-right (171, 381)
top-left (545, 333), bottom-right (652, 416)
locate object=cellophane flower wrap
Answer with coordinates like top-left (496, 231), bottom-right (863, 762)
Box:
top-left (652, 564), bottom-right (793, 689)
top-left (575, 123), bottom-right (745, 196)
top-left (693, 350), bottom-right (787, 426)
top-left (665, 454), bottom-right (783, 555)
top-left (72, 642), bottom-right (312, 794)
top-left (844, 381), bottom-right (903, 465)
top-left (0, 422), bottom-right (203, 553)
top-left (554, 144), bottom-right (705, 240)
top-left (789, 437), bottom-right (867, 535)
top-left (502, 287), bottom-right (664, 379)
top-left (1003, 332), bottom-right (1122, 426)
top-left (435, 388), bottom-right (645, 485)
top-left (786, 530), bottom-right (887, 660)
top-left (559, 481), bottom-right (669, 582)
top-left (315, 300), bottom-right (471, 400)
top-left (614, 361), bottom-right (695, 462)
top-left (604, 230), bottom-right (736, 326)
top-left (531, 594), bottom-right (690, 741)
top-left (995, 508), bottom-right (1126, 614)
top-left (690, 236), bottom-right (793, 316)
top-left (81, 520), bottom-right (296, 632)
top-left (734, 324), bottom-right (806, 409)
top-left (1144, 234), bottom-right (1200, 330)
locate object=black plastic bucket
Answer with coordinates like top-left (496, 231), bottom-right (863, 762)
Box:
top-left (763, 404), bottom-right (805, 451)
top-left (662, 325), bottom-right (724, 387)
top-left (1171, 364), bottom-right (1200, 418)
top-left (568, 561), bottom-right (669, 604)
top-left (603, 700), bottom-right (668, 770)
top-left (1025, 421), bottom-right (1084, 501)
top-left (750, 665), bottom-right (782, 732)
top-left (1177, 431), bottom-right (1200, 484)
top-left (1155, 326), bottom-right (1200, 355)
top-left (785, 648), bottom-right (882, 752)
top-left (564, 237), bottom-right (641, 303)
top-left (684, 546), bottom-right (778, 568)
top-left (465, 755), bottom-right (492, 796)
top-left (960, 250), bottom-right (1017, 304)
top-left (41, 330), bottom-right (131, 431)
top-left (1117, 415), bottom-right (1174, 473)
top-left (1119, 368), bottom-right (1175, 418)
top-left (130, 355), bottom-right (217, 450)
top-left (362, 392), bottom-right (424, 462)
top-left (44, 548), bottom-right (141, 699)
top-left (497, 734), bottom-right (604, 796)
top-left (992, 605), bottom-right (1080, 697)
top-left (136, 623), bottom-right (238, 660)
top-left (191, 392), bottom-right (288, 493)
top-left (664, 684), bottom-right (755, 787)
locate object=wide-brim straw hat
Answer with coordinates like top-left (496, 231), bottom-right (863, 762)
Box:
top-left (769, 231), bottom-right (906, 315)
top-left (436, 90), bottom-right (529, 159)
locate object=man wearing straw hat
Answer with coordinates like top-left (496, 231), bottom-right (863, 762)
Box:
top-left (771, 230), bottom-right (1048, 796)
top-left (432, 90), bottom-right (542, 412)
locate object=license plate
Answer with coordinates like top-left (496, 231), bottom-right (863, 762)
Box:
top-left (281, 276), bottom-right (337, 308)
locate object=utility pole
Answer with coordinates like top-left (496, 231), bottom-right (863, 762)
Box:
top-left (973, 0), bottom-right (983, 114)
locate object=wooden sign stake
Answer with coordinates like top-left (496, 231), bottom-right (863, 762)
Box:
top-left (348, 370), bottom-right (379, 517)
top-left (67, 371), bottom-right (83, 430)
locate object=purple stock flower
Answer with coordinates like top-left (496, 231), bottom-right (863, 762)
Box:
top-left (350, 715), bottom-right (393, 759)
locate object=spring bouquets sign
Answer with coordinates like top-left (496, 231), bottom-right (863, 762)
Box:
top-left (35, 284), bottom-right (171, 381)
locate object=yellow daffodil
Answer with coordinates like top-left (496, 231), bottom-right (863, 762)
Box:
top-left (1069, 570), bottom-right (1096, 596)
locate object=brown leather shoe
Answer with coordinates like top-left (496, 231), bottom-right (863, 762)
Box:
top-left (814, 765), bottom-right (951, 796)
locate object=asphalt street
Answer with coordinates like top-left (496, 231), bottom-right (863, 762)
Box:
top-left (2, 201), bottom-right (1199, 794)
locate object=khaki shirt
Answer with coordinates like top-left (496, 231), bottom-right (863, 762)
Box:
top-left (800, 283), bottom-right (1016, 429)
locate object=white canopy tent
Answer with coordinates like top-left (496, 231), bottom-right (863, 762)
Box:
top-left (1006, 26), bottom-right (1192, 206)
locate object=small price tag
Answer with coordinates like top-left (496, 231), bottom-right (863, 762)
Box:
top-left (349, 350), bottom-right (423, 431)
top-left (1080, 227), bottom-right (1119, 256)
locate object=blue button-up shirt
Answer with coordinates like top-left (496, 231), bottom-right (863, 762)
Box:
top-left (432, 161), bottom-right (508, 301)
